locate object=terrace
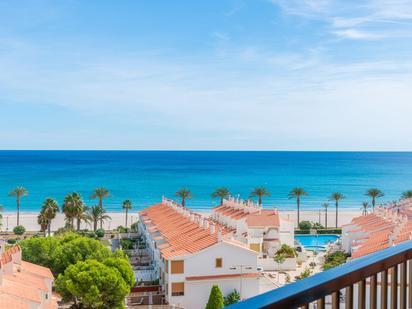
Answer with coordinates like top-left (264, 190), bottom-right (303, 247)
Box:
top-left (228, 239), bottom-right (412, 309)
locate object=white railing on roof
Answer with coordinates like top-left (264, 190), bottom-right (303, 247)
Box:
top-left (222, 195), bottom-right (261, 213)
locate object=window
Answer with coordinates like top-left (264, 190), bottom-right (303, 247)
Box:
top-left (215, 258), bottom-right (223, 268)
top-left (171, 260), bottom-right (184, 274)
top-left (171, 282), bottom-right (185, 296)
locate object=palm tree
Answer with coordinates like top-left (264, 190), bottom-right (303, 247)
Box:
top-left (329, 192), bottom-right (345, 228)
top-left (401, 190), bottom-right (412, 199)
top-left (122, 200), bottom-right (132, 228)
top-left (86, 205), bottom-right (111, 231)
top-left (8, 186), bottom-right (28, 226)
top-left (250, 187), bottom-right (271, 206)
top-left (37, 211), bottom-right (48, 237)
top-left (91, 187), bottom-right (110, 228)
top-left (211, 187), bottom-right (230, 206)
top-left (40, 198), bottom-right (59, 236)
top-left (175, 188), bottom-right (192, 207)
top-left (288, 187), bottom-right (308, 226)
top-left (361, 202), bottom-right (370, 216)
top-left (366, 188), bottom-right (384, 210)
top-left (62, 192), bottom-right (86, 231)
top-left (322, 202), bottom-right (329, 229)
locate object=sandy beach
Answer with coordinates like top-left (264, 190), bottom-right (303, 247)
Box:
top-left (1, 209), bottom-right (361, 232)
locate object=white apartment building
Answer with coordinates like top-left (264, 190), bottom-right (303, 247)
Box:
top-left (211, 197), bottom-right (295, 270)
top-left (138, 198), bottom-right (260, 309)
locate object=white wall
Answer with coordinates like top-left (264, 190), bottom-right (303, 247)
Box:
top-left (167, 241), bottom-right (259, 309)
top-left (172, 277), bottom-right (259, 309)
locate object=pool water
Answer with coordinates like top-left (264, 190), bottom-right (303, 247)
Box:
top-left (295, 235), bottom-right (340, 251)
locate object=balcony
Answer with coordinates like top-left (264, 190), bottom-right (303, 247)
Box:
top-left (228, 239), bottom-right (412, 309)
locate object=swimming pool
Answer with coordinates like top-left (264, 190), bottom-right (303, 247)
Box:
top-left (295, 235), bottom-right (340, 251)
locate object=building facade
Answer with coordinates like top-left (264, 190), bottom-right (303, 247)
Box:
top-left (138, 198), bottom-right (260, 309)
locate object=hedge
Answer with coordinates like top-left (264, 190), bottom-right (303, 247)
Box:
top-left (295, 228), bottom-right (341, 235)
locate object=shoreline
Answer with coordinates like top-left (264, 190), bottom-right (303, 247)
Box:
top-left (0, 209), bottom-right (361, 232)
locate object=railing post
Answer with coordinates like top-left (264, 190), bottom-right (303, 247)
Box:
top-left (382, 269), bottom-right (388, 309)
top-left (391, 266), bottom-right (398, 309)
top-left (345, 285), bottom-right (353, 309)
top-left (332, 292), bottom-right (339, 309)
top-left (400, 261), bottom-right (407, 309)
top-left (370, 274), bottom-right (377, 309)
top-left (409, 260), bottom-right (412, 308)
top-left (358, 280), bottom-right (366, 309)
top-left (317, 297), bottom-right (325, 309)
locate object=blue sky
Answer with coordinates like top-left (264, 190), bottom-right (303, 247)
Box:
top-left (1, 0), bottom-right (412, 150)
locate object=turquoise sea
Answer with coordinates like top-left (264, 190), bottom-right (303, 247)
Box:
top-left (0, 151), bottom-right (411, 213)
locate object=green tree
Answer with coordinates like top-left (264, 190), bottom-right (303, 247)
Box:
top-left (9, 186), bottom-right (28, 226)
top-left (122, 200), bottom-right (132, 228)
top-left (329, 192), bottom-right (345, 228)
top-left (86, 205), bottom-right (111, 231)
top-left (401, 190), bottom-right (412, 199)
top-left (365, 188), bottom-right (384, 210)
top-left (175, 188), bottom-right (192, 207)
top-left (56, 259), bottom-right (130, 309)
top-left (205, 285), bottom-right (225, 309)
top-left (211, 187), bottom-right (230, 206)
top-left (91, 187), bottom-right (110, 228)
top-left (288, 187), bottom-right (308, 226)
top-left (103, 257), bottom-right (136, 288)
top-left (52, 235), bottom-right (112, 275)
top-left (224, 289), bottom-right (241, 306)
top-left (322, 202), bottom-right (329, 229)
top-left (21, 236), bottom-right (59, 266)
top-left (250, 187), bottom-right (270, 206)
top-left (40, 198), bottom-right (59, 236)
top-left (361, 201), bottom-right (370, 216)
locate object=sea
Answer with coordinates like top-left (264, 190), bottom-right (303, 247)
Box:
top-left (0, 151), bottom-right (411, 213)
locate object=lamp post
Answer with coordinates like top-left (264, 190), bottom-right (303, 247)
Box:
top-left (229, 264), bottom-right (253, 299)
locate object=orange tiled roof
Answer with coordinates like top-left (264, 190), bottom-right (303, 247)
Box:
top-left (140, 203), bottom-right (234, 259)
top-left (246, 210), bottom-right (280, 227)
top-left (0, 293), bottom-right (29, 309)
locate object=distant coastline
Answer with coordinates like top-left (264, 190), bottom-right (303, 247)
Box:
top-left (1, 150), bottom-right (411, 213)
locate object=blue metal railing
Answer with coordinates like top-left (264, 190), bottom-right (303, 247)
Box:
top-left (228, 240), bottom-right (412, 308)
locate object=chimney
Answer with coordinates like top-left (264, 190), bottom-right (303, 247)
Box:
top-left (217, 229), bottom-right (222, 242)
top-left (203, 219), bottom-right (209, 230)
top-left (190, 213), bottom-right (195, 222)
top-left (198, 217), bottom-right (204, 228)
top-left (210, 224), bottom-right (216, 235)
top-left (11, 246), bottom-right (22, 265)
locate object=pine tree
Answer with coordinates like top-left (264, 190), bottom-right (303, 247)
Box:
top-left (205, 285), bottom-right (224, 309)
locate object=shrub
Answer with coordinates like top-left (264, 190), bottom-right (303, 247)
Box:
top-left (13, 225), bottom-right (26, 235)
top-left (117, 226), bottom-right (129, 233)
top-left (120, 238), bottom-right (134, 250)
top-left (130, 222), bottom-right (138, 232)
top-left (294, 229), bottom-right (310, 234)
top-left (323, 251), bottom-right (348, 270)
top-left (295, 268), bottom-right (311, 280)
top-left (95, 228), bottom-right (105, 238)
top-left (275, 244), bottom-right (297, 258)
top-left (224, 289), bottom-right (241, 306)
top-left (317, 228), bottom-right (342, 235)
top-left (298, 221), bottom-right (312, 230)
top-left (7, 238), bottom-right (17, 244)
top-left (205, 285), bottom-right (224, 309)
